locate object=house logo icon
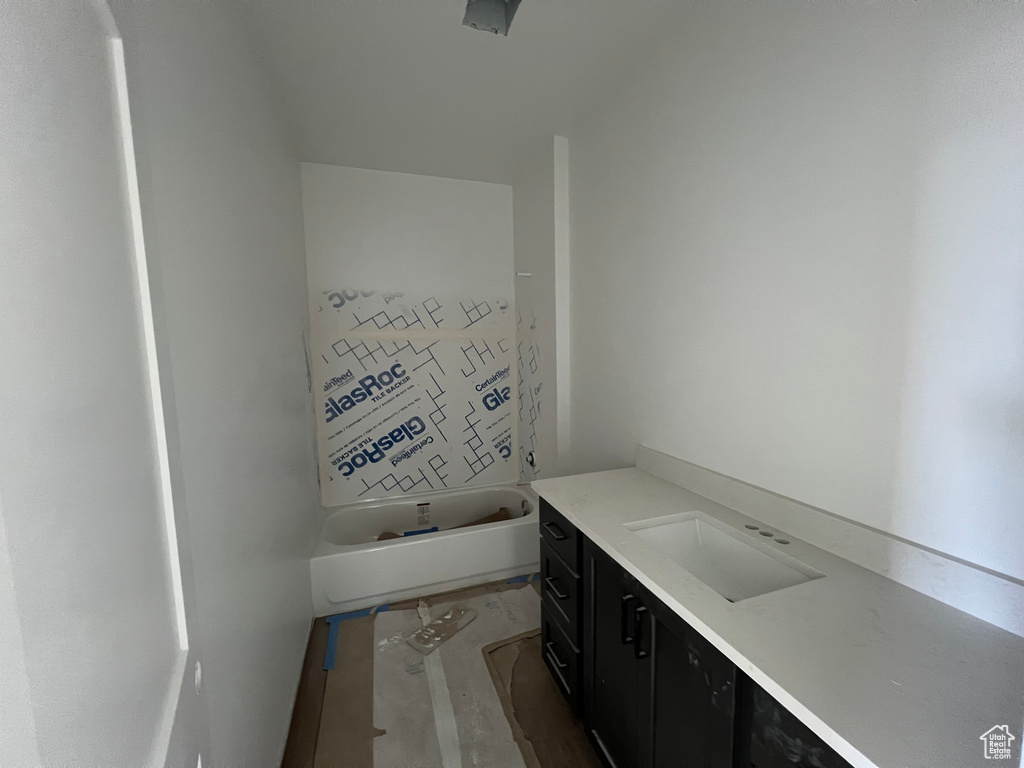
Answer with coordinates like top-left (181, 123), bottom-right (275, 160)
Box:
top-left (980, 725), bottom-right (1015, 760)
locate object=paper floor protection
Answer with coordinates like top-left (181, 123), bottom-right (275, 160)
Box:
top-left (372, 584), bottom-right (541, 768)
top-left (483, 632), bottom-right (603, 768)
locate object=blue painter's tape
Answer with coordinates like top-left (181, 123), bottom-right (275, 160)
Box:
top-left (403, 527), bottom-right (439, 537)
top-left (322, 604), bottom-right (392, 670)
top-left (324, 604), bottom-right (392, 624)
top-left (323, 614), bottom-right (342, 671)
top-left (505, 572), bottom-right (541, 584)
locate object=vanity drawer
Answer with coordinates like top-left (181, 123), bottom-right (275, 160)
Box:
top-left (541, 538), bottom-right (580, 638)
top-left (542, 608), bottom-right (581, 713)
top-left (540, 497), bottom-right (580, 574)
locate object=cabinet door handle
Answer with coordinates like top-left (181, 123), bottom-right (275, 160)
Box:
top-left (633, 604), bottom-right (650, 659)
top-left (545, 641), bottom-right (568, 670)
top-left (544, 575), bottom-right (568, 600)
top-left (542, 520), bottom-right (568, 541)
top-left (620, 593), bottom-right (636, 644)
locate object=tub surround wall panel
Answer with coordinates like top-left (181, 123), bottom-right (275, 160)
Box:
top-left (311, 292), bottom-right (517, 507)
top-left (515, 303), bottom-right (547, 483)
top-left (567, 3), bottom-right (1024, 583)
top-left (301, 163), bottom-right (518, 507)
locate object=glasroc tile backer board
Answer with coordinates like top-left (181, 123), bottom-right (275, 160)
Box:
top-left (515, 305), bottom-right (544, 484)
top-left (310, 289), bottom-right (517, 507)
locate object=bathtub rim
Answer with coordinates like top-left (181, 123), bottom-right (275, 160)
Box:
top-left (314, 480), bottom-right (537, 557)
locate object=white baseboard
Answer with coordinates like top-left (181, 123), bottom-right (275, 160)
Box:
top-left (636, 444), bottom-right (1024, 638)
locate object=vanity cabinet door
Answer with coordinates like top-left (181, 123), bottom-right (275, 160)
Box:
top-left (584, 539), bottom-right (652, 768)
top-left (582, 535), bottom-right (738, 768)
top-left (736, 680), bottom-right (853, 768)
top-left (649, 603), bottom-right (736, 767)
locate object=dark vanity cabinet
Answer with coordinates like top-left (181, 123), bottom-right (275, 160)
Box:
top-left (583, 538), bottom-right (736, 768)
top-left (584, 537), bottom-right (652, 768)
top-left (539, 498), bottom-right (584, 712)
top-left (539, 495), bottom-right (853, 768)
top-left (649, 597), bottom-right (737, 767)
top-left (734, 680), bottom-right (854, 768)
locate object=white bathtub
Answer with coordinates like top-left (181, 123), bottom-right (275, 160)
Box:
top-left (311, 483), bottom-right (539, 616)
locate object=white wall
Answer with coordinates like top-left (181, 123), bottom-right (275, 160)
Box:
top-left (512, 141), bottom-right (563, 480)
top-left (113, 1), bottom-right (320, 764)
top-left (0, 494), bottom-right (40, 765)
top-left (568, 3), bottom-right (1024, 583)
top-left (302, 163), bottom-right (514, 299)
top-left (0, 2), bottom-right (181, 764)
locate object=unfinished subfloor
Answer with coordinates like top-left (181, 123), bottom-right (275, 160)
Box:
top-left (282, 576), bottom-right (601, 768)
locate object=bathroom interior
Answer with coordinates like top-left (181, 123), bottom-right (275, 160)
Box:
top-left (1, 0), bottom-right (1023, 767)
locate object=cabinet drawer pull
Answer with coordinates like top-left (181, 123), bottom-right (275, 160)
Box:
top-left (545, 640), bottom-right (568, 670)
top-left (620, 593), bottom-right (636, 644)
top-left (544, 575), bottom-right (569, 600)
top-left (633, 604), bottom-right (650, 659)
top-left (542, 520), bottom-right (568, 541)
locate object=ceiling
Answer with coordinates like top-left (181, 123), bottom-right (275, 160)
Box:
top-left (242, 0), bottom-right (678, 184)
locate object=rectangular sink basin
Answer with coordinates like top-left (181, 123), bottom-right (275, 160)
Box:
top-left (625, 512), bottom-right (822, 602)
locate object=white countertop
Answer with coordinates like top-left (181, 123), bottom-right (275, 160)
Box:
top-left (533, 468), bottom-right (1024, 768)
